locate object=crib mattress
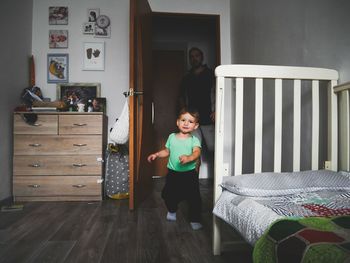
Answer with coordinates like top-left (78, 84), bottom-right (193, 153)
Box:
top-left (213, 189), bottom-right (350, 245)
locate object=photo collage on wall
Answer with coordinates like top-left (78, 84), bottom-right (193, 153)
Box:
top-left (83, 8), bottom-right (111, 38)
top-left (46, 6), bottom-right (111, 83)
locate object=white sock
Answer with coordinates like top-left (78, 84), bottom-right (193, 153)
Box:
top-left (166, 212), bottom-right (176, 221)
top-left (190, 222), bottom-right (203, 230)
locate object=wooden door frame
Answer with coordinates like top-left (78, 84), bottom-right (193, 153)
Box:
top-left (129, 0), bottom-right (136, 210)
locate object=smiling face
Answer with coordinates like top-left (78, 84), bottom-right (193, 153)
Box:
top-left (176, 112), bottom-right (199, 135)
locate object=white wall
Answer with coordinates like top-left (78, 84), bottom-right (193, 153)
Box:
top-left (32, 0), bottom-right (130, 132)
top-left (230, 0), bottom-right (350, 173)
top-left (231, 0), bottom-right (350, 82)
top-left (0, 0), bottom-right (33, 201)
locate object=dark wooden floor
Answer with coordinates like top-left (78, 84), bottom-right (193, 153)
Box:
top-left (0, 178), bottom-right (252, 263)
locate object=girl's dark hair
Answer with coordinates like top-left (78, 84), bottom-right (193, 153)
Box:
top-left (178, 107), bottom-right (200, 123)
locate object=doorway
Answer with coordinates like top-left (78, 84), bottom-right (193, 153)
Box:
top-left (151, 13), bottom-right (220, 178)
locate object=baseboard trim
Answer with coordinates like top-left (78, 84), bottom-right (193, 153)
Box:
top-left (0, 196), bottom-right (13, 206)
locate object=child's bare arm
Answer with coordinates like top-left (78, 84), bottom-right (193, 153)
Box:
top-left (179, 146), bottom-right (201, 164)
top-left (147, 148), bottom-right (169, 163)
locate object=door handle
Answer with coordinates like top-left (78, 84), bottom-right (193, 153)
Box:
top-left (123, 89), bottom-right (143, 97)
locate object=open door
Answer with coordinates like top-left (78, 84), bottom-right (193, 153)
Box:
top-left (129, 0), bottom-right (154, 210)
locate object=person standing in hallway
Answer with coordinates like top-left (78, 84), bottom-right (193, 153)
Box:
top-left (178, 47), bottom-right (215, 169)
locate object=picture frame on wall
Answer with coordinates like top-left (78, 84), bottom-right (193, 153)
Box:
top-left (88, 8), bottom-right (100, 22)
top-left (47, 53), bottom-right (69, 83)
top-left (94, 14), bottom-right (111, 38)
top-left (56, 82), bottom-right (101, 103)
top-left (49, 6), bottom-right (68, 25)
top-left (94, 25), bottom-right (111, 38)
top-left (83, 22), bottom-right (95, 35)
top-left (49, 30), bottom-right (68, 48)
top-left (83, 42), bottom-right (105, 71)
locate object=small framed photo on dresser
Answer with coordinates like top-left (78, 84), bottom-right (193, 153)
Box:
top-left (91, 97), bottom-right (106, 114)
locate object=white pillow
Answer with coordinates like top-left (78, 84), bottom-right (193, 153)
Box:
top-left (221, 170), bottom-right (350, 197)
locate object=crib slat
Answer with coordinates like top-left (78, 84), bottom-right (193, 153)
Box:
top-left (345, 90), bottom-right (350, 171)
top-left (274, 79), bottom-right (282, 172)
top-left (255, 78), bottom-right (263, 173)
top-left (293, 80), bottom-right (301, 171)
top-left (339, 89), bottom-right (350, 171)
top-left (312, 80), bottom-right (319, 170)
top-left (330, 80), bottom-right (338, 171)
top-left (213, 76), bottom-right (225, 256)
top-left (347, 91), bottom-right (350, 171)
top-left (235, 78), bottom-right (244, 175)
top-left (214, 76), bottom-right (225, 202)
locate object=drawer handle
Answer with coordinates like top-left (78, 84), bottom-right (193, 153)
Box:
top-left (72, 184), bottom-right (86, 188)
top-left (29, 163), bottom-right (41, 168)
top-left (73, 123), bottom-right (87, 126)
top-left (72, 163), bottom-right (87, 167)
top-left (33, 123), bottom-right (42, 127)
top-left (73, 143), bottom-right (87, 147)
top-left (28, 184), bottom-right (40, 188)
top-left (29, 143), bottom-right (42, 147)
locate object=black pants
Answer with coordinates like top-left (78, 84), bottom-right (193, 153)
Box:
top-left (161, 169), bottom-right (202, 222)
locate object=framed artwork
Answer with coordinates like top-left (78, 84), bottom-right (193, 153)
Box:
top-left (49, 30), bottom-right (68, 48)
top-left (94, 14), bottom-right (111, 38)
top-left (83, 22), bottom-right (95, 35)
top-left (56, 83), bottom-right (101, 104)
top-left (83, 42), bottom-right (105, 71)
top-left (47, 53), bottom-right (69, 83)
top-left (88, 8), bottom-right (100, 22)
top-left (94, 25), bottom-right (111, 38)
top-left (49, 7), bottom-right (68, 25)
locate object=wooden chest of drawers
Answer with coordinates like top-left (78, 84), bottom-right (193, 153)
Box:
top-left (13, 112), bottom-right (107, 201)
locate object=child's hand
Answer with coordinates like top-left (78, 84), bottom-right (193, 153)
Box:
top-left (179, 155), bottom-right (191, 164)
top-left (147, 154), bottom-right (157, 163)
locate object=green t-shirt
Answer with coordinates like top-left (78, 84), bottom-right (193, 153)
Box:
top-left (165, 133), bottom-right (201, 172)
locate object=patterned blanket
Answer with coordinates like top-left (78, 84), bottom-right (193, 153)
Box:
top-left (253, 216), bottom-right (350, 263)
top-left (254, 191), bottom-right (350, 217)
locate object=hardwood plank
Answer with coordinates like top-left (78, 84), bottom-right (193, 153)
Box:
top-left (61, 204), bottom-right (114, 263)
top-left (26, 241), bottom-right (76, 263)
top-left (0, 240), bottom-right (46, 263)
top-left (99, 201), bottom-right (129, 263)
top-left (49, 202), bottom-right (100, 241)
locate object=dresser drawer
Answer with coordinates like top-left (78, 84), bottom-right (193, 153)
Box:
top-left (59, 115), bottom-right (103, 135)
top-left (13, 176), bottom-right (102, 197)
top-left (14, 135), bottom-right (102, 155)
top-left (13, 155), bottom-right (103, 176)
top-left (14, 114), bottom-right (58, 135)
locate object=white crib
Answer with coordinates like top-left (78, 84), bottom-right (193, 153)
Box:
top-left (212, 64), bottom-right (347, 255)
